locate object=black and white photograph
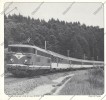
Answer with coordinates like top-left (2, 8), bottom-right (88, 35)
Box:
top-left (4, 2), bottom-right (104, 96)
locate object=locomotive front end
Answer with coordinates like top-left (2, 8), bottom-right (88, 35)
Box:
top-left (6, 45), bottom-right (34, 76)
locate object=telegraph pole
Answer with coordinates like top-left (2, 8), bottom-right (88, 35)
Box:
top-left (67, 50), bottom-right (70, 57)
top-left (84, 54), bottom-right (85, 60)
top-left (93, 47), bottom-right (94, 60)
top-left (97, 56), bottom-right (98, 61)
top-left (45, 41), bottom-right (47, 50)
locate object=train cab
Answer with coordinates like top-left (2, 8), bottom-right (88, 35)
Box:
top-left (6, 44), bottom-right (51, 76)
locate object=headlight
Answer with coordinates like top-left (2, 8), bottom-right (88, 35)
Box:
top-left (10, 58), bottom-right (14, 62)
top-left (24, 59), bottom-right (28, 63)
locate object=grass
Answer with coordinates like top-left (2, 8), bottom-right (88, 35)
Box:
top-left (5, 67), bottom-right (104, 95)
top-left (87, 68), bottom-right (104, 89)
top-left (59, 67), bottom-right (104, 95)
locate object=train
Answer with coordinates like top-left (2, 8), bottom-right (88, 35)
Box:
top-left (6, 44), bottom-right (104, 76)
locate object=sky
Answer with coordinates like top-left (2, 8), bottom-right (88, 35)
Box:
top-left (4, 2), bottom-right (104, 28)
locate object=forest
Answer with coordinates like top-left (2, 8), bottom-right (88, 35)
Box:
top-left (4, 14), bottom-right (104, 61)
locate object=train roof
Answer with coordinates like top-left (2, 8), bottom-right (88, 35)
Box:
top-left (9, 44), bottom-right (74, 60)
top-left (9, 44), bottom-right (49, 53)
top-left (8, 44), bottom-right (104, 63)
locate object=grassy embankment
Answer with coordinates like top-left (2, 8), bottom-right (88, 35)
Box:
top-left (59, 67), bottom-right (104, 95)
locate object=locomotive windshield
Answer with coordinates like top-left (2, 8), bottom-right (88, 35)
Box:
top-left (8, 46), bottom-right (35, 54)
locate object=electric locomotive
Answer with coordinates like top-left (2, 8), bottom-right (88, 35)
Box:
top-left (6, 44), bottom-right (51, 76)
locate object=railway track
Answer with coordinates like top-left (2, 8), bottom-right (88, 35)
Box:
top-left (4, 67), bottom-right (89, 84)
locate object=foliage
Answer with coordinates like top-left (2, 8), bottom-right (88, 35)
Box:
top-left (4, 14), bottom-right (104, 60)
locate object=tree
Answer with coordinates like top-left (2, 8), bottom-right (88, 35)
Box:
top-left (4, 14), bottom-right (104, 61)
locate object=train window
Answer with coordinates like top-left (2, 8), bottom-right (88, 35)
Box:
top-left (20, 47), bottom-right (35, 54)
top-left (8, 47), bottom-right (19, 52)
top-left (58, 58), bottom-right (62, 63)
top-left (34, 49), bottom-right (36, 54)
top-left (37, 50), bottom-right (44, 56)
top-left (37, 50), bottom-right (50, 57)
top-left (71, 60), bottom-right (82, 64)
top-left (20, 47), bottom-right (29, 53)
top-left (51, 56), bottom-right (57, 62)
top-left (8, 46), bottom-right (35, 54)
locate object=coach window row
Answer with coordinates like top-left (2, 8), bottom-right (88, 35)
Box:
top-left (8, 46), bottom-right (36, 54)
top-left (37, 50), bottom-right (50, 58)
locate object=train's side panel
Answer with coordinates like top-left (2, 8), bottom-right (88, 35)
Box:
top-left (32, 55), bottom-right (51, 69)
top-left (35, 56), bottom-right (51, 66)
top-left (51, 56), bottom-right (70, 69)
top-left (31, 53), bottom-right (104, 70)
top-left (29, 49), bottom-right (52, 69)
top-left (51, 63), bottom-right (71, 69)
top-left (51, 57), bottom-right (93, 69)
top-left (57, 58), bottom-right (71, 69)
top-left (82, 61), bottom-right (94, 68)
top-left (71, 60), bottom-right (82, 68)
